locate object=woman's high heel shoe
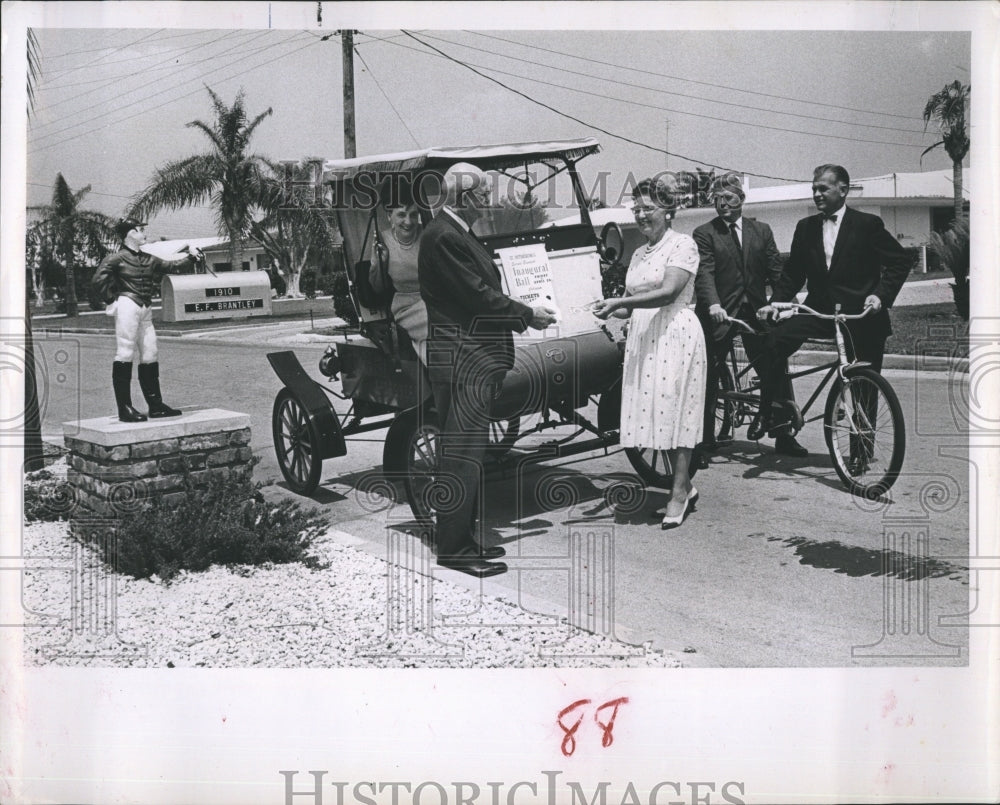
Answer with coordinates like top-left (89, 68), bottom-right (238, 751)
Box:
top-left (661, 489), bottom-right (697, 529)
top-left (655, 487), bottom-right (698, 519)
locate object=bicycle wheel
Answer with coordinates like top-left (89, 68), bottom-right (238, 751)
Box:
top-left (714, 363), bottom-right (736, 442)
top-left (728, 337), bottom-right (756, 428)
top-left (824, 368), bottom-right (905, 498)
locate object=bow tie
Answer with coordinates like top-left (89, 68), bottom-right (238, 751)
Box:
top-left (823, 212), bottom-right (839, 222)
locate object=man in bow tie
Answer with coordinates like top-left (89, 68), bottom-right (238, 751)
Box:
top-left (753, 164), bottom-right (912, 454)
top-left (418, 162), bottom-right (557, 578)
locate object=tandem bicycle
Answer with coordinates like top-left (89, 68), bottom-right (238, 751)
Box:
top-left (714, 302), bottom-right (905, 498)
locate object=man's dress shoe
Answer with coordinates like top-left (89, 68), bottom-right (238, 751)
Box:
top-left (437, 546), bottom-right (508, 578)
top-left (774, 434), bottom-right (808, 457)
top-left (433, 542), bottom-right (505, 560)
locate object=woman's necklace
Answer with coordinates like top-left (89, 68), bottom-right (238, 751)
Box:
top-left (392, 228), bottom-right (418, 250)
top-left (643, 229), bottom-right (669, 255)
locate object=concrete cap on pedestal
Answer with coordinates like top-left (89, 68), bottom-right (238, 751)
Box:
top-left (64, 408), bottom-right (251, 446)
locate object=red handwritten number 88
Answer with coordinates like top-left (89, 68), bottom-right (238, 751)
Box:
top-left (557, 697), bottom-right (629, 757)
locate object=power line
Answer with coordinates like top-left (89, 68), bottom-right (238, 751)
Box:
top-left (38, 28), bottom-right (213, 60)
top-left (39, 30), bottom-right (250, 91)
top-left (39, 29), bottom-right (167, 75)
top-left (366, 30), bottom-right (927, 147)
top-left (26, 181), bottom-right (215, 210)
top-left (30, 31), bottom-right (287, 138)
top-left (466, 30), bottom-right (923, 122)
top-left (41, 30), bottom-right (229, 78)
top-left (31, 31), bottom-right (271, 124)
top-left (419, 31), bottom-right (926, 136)
top-left (389, 32), bottom-right (926, 182)
top-left (454, 51), bottom-right (926, 149)
top-left (28, 33), bottom-right (319, 153)
top-left (399, 30), bottom-right (807, 183)
top-left (353, 47), bottom-right (422, 148)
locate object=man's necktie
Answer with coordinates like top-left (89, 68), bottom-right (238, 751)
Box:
top-left (729, 222), bottom-right (742, 263)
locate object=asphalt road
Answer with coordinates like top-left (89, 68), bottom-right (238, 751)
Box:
top-left (32, 328), bottom-right (971, 667)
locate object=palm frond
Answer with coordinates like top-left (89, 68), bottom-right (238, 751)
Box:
top-left (186, 119), bottom-right (226, 154)
top-left (27, 29), bottom-right (41, 115)
top-left (128, 155), bottom-right (219, 218)
top-left (243, 106), bottom-right (274, 141)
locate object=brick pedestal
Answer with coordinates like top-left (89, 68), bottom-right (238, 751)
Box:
top-left (63, 408), bottom-right (253, 519)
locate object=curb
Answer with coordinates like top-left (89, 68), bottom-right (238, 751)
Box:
top-left (791, 349), bottom-right (968, 374)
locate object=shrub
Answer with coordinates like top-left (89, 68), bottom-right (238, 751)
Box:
top-left (927, 217), bottom-right (970, 320)
top-left (96, 462), bottom-right (329, 582)
top-left (24, 469), bottom-right (75, 522)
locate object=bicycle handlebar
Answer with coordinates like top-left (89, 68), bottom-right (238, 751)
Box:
top-left (769, 302), bottom-right (875, 321)
top-left (721, 314), bottom-right (757, 334)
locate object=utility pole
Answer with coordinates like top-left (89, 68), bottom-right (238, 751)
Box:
top-left (342, 30), bottom-right (356, 159)
top-left (664, 118), bottom-right (669, 172)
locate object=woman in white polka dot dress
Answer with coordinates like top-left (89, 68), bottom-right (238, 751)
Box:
top-left (594, 177), bottom-right (707, 528)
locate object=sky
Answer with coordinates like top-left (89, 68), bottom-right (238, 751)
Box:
top-left (19, 7), bottom-right (974, 242)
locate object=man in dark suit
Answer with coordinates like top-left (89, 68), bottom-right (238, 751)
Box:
top-left (754, 164), bottom-right (912, 463)
top-left (694, 173), bottom-right (806, 458)
top-left (418, 162), bottom-right (557, 578)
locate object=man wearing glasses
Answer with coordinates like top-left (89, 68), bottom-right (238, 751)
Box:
top-left (418, 163), bottom-right (557, 577)
top-left (693, 172), bottom-right (807, 458)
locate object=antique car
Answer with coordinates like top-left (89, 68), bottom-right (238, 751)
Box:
top-left (267, 138), bottom-right (684, 520)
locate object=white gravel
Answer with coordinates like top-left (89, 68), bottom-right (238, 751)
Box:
top-left (20, 466), bottom-right (680, 669)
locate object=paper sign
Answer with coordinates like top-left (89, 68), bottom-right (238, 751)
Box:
top-left (496, 243), bottom-right (556, 307)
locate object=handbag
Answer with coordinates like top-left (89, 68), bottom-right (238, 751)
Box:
top-left (353, 211), bottom-right (394, 310)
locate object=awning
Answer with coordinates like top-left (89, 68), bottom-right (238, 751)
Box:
top-left (321, 138), bottom-right (601, 183)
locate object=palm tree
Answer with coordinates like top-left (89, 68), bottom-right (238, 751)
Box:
top-left (922, 80), bottom-right (970, 221)
top-left (128, 87), bottom-right (273, 272)
top-left (25, 28), bottom-right (44, 471)
top-left (27, 28), bottom-right (41, 114)
top-left (27, 173), bottom-right (116, 318)
top-left (251, 158), bottom-right (341, 298)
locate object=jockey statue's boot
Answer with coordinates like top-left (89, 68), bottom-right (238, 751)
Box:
top-left (137, 361), bottom-right (182, 418)
top-left (112, 361), bottom-right (147, 423)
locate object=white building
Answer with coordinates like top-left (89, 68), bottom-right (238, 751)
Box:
top-left (551, 168), bottom-right (967, 272)
top-left (672, 168), bottom-right (969, 257)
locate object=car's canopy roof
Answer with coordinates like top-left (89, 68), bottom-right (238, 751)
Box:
top-left (321, 137), bottom-right (600, 183)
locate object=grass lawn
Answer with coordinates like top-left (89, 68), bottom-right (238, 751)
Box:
top-left (908, 269), bottom-right (954, 283)
top-left (884, 302), bottom-right (968, 358)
